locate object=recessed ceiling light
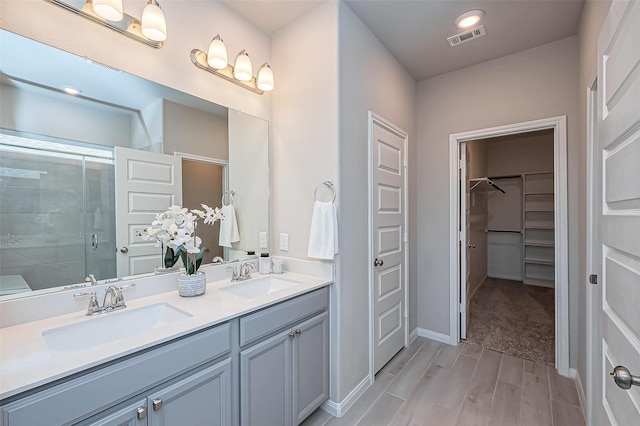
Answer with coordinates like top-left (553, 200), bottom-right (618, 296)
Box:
top-left (63, 87), bottom-right (82, 96)
top-left (455, 10), bottom-right (485, 29)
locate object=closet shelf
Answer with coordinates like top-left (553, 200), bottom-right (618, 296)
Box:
top-left (525, 257), bottom-right (555, 266)
top-left (524, 222), bottom-right (554, 230)
top-left (524, 278), bottom-right (555, 288)
top-left (470, 178), bottom-right (506, 194)
top-left (524, 239), bottom-right (555, 247)
top-left (524, 191), bottom-right (554, 195)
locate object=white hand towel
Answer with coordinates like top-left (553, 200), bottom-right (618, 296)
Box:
top-left (219, 204), bottom-right (240, 248)
top-left (308, 200), bottom-right (338, 260)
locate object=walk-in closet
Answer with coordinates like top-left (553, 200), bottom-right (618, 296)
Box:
top-left (462, 129), bottom-right (556, 365)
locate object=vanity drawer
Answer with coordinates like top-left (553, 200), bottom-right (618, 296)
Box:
top-left (240, 287), bottom-right (328, 347)
top-left (1, 322), bottom-right (230, 426)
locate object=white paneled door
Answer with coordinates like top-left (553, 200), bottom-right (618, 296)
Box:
top-left (596, 1), bottom-right (640, 424)
top-left (370, 114), bottom-right (408, 374)
top-left (459, 144), bottom-right (471, 340)
top-left (115, 147), bottom-right (182, 277)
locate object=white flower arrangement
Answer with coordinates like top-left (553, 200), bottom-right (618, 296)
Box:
top-left (137, 204), bottom-right (224, 275)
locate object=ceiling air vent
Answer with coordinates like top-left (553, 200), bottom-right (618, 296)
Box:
top-left (447, 25), bottom-right (486, 47)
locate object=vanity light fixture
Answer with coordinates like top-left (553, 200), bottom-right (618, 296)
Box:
top-left (43, 0), bottom-right (168, 47)
top-left (455, 10), bottom-right (485, 29)
top-left (190, 37), bottom-right (275, 95)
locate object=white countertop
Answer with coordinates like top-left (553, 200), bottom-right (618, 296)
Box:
top-left (0, 270), bottom-right (332, 400)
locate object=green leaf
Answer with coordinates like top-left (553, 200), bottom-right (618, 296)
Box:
top-left (164, 247), bottom-right (180, 268)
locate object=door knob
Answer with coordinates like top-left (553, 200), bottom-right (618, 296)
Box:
top-left (374, 258), bottom-right (384, 267)
top-left (120, 246), bottom-right (129, 253)
top-left (611, 366), bottom-right (640, 390)
top-left (467, 243), bottom-right (476, 249)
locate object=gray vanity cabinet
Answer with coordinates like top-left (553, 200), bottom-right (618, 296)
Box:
top-left (87, 359), bottom-right (231, 426)
top-left (239, 287), bottom-right (329, 426)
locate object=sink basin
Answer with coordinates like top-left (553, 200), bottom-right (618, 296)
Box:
top-left (220, 276), bottom-right (301, 299)
top-left (42, 303), bottom-right (192, 354)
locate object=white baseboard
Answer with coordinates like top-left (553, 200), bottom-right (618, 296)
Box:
top-left (322, 374), bottom-right (371, 417)
top-left (409, 328), bottom-right (418, 344)
top-left (417, 328), bottom-right (454, 345)
top-left (574, 368), bottom-right (587, 421)
top-left (568, 367), bottom-right (577, 379)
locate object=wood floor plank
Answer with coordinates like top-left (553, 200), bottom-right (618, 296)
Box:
top-left (356, 393), bottom-right (404, 426)
top-left (499, 354), bottom-right (525, 387)
top-left (423, 404), bottom-right (459, 426)
top-left (454, 349), bottom-right (502, 426)
top-left (488, 381), bottom-right (522, 426)
top-left (520, 372), bottom-right (552, 426)
top-left (326, 372), bottom-right (395, 426)
top-left (548, 369), bottom-right (581, 407)
top-left (524, 360), bottom-right (549, 378)
top-left (433, 342), bottom-right (464, 368)
top-left (380, 338), bottom-right (425, 376)
top-left (551, 399), bottom-right (585, 426)
top-left (461, 343), bottom-right (483, 359)
top-left (438, 354), bottom-right (479, 410)
top-left (385, 339), bottom-right (443, 400)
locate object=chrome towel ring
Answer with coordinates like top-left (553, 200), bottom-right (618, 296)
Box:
top-left (314, 181), bottom-right (336, 202)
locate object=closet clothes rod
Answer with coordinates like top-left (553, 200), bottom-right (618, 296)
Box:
top-left (469, 177), bottom-right (506, 194)
top-left (485, 229), bottom-right (522, 233)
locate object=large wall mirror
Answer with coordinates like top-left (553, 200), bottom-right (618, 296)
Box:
top-left (0, 30), bottom-right (269, 299)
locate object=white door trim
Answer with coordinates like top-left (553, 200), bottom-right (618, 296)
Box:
top-left (448, 115), bottom-right (569, 376)
top-left (368, 111), bottom-right (409, 381)
top-left (585, 76), bottom-right (598, 426)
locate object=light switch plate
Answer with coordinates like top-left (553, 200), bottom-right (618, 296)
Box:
top-left (259, 232), bottom-right (267, 249)
top-left (280, 233), bottom-right (289, 251)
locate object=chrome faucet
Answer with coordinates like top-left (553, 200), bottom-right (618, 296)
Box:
top-left (73, 283), bottom-right (134, 316)
top-left (239, 262), bottom-right (255, 281)
top-left (85, 274), bottom-right (98, 286)
top-left (227, 261), bottom-right (255, 282)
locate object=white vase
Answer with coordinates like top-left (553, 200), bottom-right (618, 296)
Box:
top-left (177, 271), bottom-right (206, 297)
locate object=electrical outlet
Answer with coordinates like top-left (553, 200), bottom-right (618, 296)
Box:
top-left (259, 232), bottom-right (268, 249)
top-left (280, 233), bottom-right (289, 252)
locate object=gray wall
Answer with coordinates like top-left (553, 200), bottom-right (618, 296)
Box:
top-left (416, 37), bottom-right (579, 369)
top-left (272, 0), bottom-right (416, 404)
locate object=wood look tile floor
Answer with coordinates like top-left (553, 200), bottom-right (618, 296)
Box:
top-left (301, 338), bottom-right (584, 426)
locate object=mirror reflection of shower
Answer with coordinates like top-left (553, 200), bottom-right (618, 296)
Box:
top-left (0, 132), bottom-right (116, 295)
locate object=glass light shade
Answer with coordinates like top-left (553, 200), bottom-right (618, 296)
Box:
top-left (142, 0), bottom-right (167, 42)
top-left (233, 50), bottom-right (252, 81)
top-left (207, 35), bottom-right (228, 69)
top-left (92, 0), bottom-right (123, 21)
top-left (257, 63), bottom-right (274, 91)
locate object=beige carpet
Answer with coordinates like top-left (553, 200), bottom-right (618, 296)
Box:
top-left (465, 277), bottom-right (555, 366)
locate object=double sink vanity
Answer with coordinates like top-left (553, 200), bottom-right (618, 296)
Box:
top-left (0, 259), bottom-right (333, 425)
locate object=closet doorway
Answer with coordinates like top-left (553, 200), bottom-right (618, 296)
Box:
top-left (462, 130), bottom-right (554, 365)
top-left (449, 116), bottom-right (569, 375)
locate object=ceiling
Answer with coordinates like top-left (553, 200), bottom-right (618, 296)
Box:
top-left (222, 0), bottom-right (585, 80)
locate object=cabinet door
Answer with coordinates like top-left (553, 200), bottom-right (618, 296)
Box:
top-left (240, 330), bottom-right (293, 426)
top-left (147, 358), bottom-right (231, 426)
top-left (84, 399), bottom-right (147, 426)
top-left (292, 312), bottom-right (329, 425)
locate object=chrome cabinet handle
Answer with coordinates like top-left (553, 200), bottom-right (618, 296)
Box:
top-left (374, 258), bottom-right (384, 267)
top-left (289, 331), bottom-right (295, 339)
top-left (137, 407), bottom-right (147, 420)
top-left (611, 366), bottom-right (640, 390)
top-left (467, 243), bottom-right (476, 249)
top-left (120, 246), bottom-right (129, 253)
top-left (295, 329), bottom-right (302, 336)
top-left (91, 234), bottom-right (98, 250)
top-left (152, 398), bottom-right (163, 410)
